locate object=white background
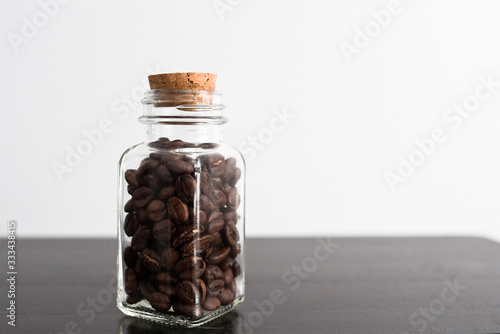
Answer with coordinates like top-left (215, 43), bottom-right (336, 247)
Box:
top-left (1, 0), bottom-right (500, 239)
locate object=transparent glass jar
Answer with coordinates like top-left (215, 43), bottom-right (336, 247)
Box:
top-left (117, 88), bottom-right (245, 327)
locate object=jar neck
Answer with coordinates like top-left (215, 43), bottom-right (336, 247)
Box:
top-left (140, 89), bottom-right (226, 144)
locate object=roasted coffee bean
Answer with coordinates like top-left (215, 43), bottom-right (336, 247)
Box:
top-left (228, 168), bottom-right (241, 187)
top-left (176, 280), bottom-right (201, 305)
top-left (207, 279), bottom-right (225, 296)
top-left (199, 194), bottom-right (215, 213)
top-left (146, 200), bottom-right (166, 222)
top-left (152, 219), bottom-right (175, 246)
top-left (134, 257), bottom-right (147, 278)
top-left (217, 288), bottom-right (235, 306)
top-left (190, 209), bottom-right (207, 225)
top-left (223, 267), bottom-right (234, 286)
top-left (227, 187), bottom-right (240, 211)
top-left (131, 226), bottom-right (150, 252)
top-left (223, 209), bottom-right (238, 223)
top-left (158, 185), bottom-right (176, 201)
top-left (232, 261), bottom-right (241, 277)
top-left (172, 229), bottom-right (199, 248)
top-left (140, 280), bottom-right (156, 299)
top-left (230, 243), bottom-right (241, 258)
top-left (203, 265), bottom-right (224, 282)
top-left (175, 174), bottom-right (196, 203)
top-left (161, 152), bottom-right (182, 163)
top-left (137, 159), bottom-right (159, 177)
top-left (167, 159), bottom-right (194, 175)
top-left (148, 292), bottom-right (172, 313)
top-left (180, 234), bottom-right (215, 257)
top-left (161, 247), bottom-right (179, 271)
top-left (155, 164), bottom-right (171, 183)
top-left (123, 246), bottom-right (137, 268)
top-left (125, 268), bottom-right (138, 294)
top-left (136, 208), bottom-right (149, 224)
top-left (125, 169), bottom-right (140, 188)
top-left (202, 296), bottom-right (221, 311)
top-left (175, 256), bottom-right (206, 279)
top-left (199, 171), bottom-right (212, 195)
top-left (229, 279), bottom-right (237, 294)
top-left (126, 293), bottom-right (143, 305)
top-left (164, 139), bottom-right (186, 150)
top-left (211, 177), bottom-right (222, 190)
top-left (204, 153), bottom-right (226, 177)
top-left (206, 246), bottom-right (230, 264)
top-left (124, 199), bottom-right (134, 213)
top-left (132, 187), bottom-right (154, 208)
top-left (206, 211), bottom-right (223, 223)
top-left (173, 302), bottom-right (203, 320)
top-left (139, 249), bottom-right (161, 273)
top-left (167, 196), bottom-right (189, 224)
top-left (219, 257), bottom-right (234, 271)
top-left (223, 221), bottom-right (239, 247)
top-left (211, 232), bottom-right (223, 247)
top-left (155, 271), bottom-right (177, 285)
top-left (211, 189), bottom-right (227, 207)
top-left (219, 183), bottom-right (232, 198)
top-left (207, 219), bottom-right (225, 234)
top-left (195, 279), bottom-right (207, 303)
top-left (222, 157), bottom-right (236, 180)
top-left (124, 213), bottom-right (139, 237)
top-left (158, 284), bottom-right (177, 297)
top-left (143, 174), bottom-right (160, 193)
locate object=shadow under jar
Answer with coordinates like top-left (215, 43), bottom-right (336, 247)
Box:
top-left (117, 73), bottom-right (245, 327)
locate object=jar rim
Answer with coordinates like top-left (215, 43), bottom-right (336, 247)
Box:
top-left (141, 89), bottom-right (223, 109)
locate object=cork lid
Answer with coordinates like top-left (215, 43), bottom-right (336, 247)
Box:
top-left (148, 72), bottom-right (217, 90)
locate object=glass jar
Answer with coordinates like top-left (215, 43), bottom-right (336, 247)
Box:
top-left (116, 74), bottom-right (245, 327)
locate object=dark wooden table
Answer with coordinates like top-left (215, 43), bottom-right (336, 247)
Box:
top-left (1, 237), bottom-right (500, 333)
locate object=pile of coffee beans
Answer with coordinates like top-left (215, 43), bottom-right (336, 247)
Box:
top-left (122, 138), bottom-right (242, 320)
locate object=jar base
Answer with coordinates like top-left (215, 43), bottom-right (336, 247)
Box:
top-left (117, 296), bottom-right (245, 327)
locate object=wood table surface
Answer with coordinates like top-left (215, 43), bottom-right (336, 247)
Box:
top-left (1, 237), bottom-right (500, 333)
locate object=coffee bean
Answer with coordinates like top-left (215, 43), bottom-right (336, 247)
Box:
top-left (137, 159), bottom-right (159, 177)
top-left (217, 288), bottom-right (235, 306)
top-left (155, 271), bottom-right (178, 285)
top-left (167, 196), bottom-right (189, 224)
top-left (206, 246), bottom-right (230, 264)
top-left (223, 221), bottom-right (239, 247)
top-left (136, 208), bottom-right (149, 224)
top-left (148, 292), bottom-right (171, 313)
top-left (153, 219), bottom-right (175, 246)
top-left (125, 268), bottom-right (138, 295)
top-left (199, 194), bottom-right (215, 213)
top-left (124, 199), bottom-right (134, 213)
top-left (125, 169), bottom-right (140, 188)
top-left (222, 209), bottom-right (238, 223)
top-left (160, 247), bottom-right (179, 271)
top-left (173, 302), bottom-right (203, 320)
top-left (211, 189), bottom-right (227, 207)
top-left (190, 209), bottom-right (206, 225)
top-left (232, 261), bottom-right (241, 277)
top-left (126, 293), bottom-right (143, 305)
top-left (159, 185), bottom-right (175, 201)
top-left (207, 219), bottom-right (225, 234)
top-left (134, 257), bottom-right (147, 278)
top-left (180, 234), bottom-right (215, 257)
top-left (175, 256), bottom-right (206, 279)
top-left (203, 265), bottom-right (224, 282)
top-left (226, 187), bottom-right (240, 211)
top-left (229, 168), bottom-right (241, 187)
top-left (175, 256), bottom-right (204, 272)
top-left (164, 139), bottom-right (186, 150)
top-left (132, 187), bottom-right (154, 208)
top-left (211, 232), bottom-right (223, 247)
top-left (204, 153), bottom-right (226, 177)
top-left (155, 164), bottom-right (171, 183)
top-left (195, 279), bottom-right (207, 303)
top-left (140, 280), bottom-right (156, 299)
top-left (123, 246), bottom-right (137, 268)
top-left (131, 226), bottom-right (150, 252)
top-left (207, 279), bottom-right (225, 295)
top-left (175, 174), bottom-right (196, 203)
top-left (147, 200), bottom-right (166, 222)
top-left (230, 243), bottom-right (241, 258)
top-left (172, 229), bottom-right (199, 248)
top-left (158, 284), bottom-right (177, 297)
top-left (176, 280), bottom-right (201, 305)
top-left (229, 279), bottom-right (237, 294)
top-left (143, 174), bottom-right (160, 193)
top-left (124, 213), bottom-right (139, 237)
top-left (167, 159), bottom-right (194, 175)
top-left (200, 171), bottom-right (212, 195)
top-left (202, 297), bottom-right (221, 311)
top-left (139, 249), bottom-right (161, 273)
top-left (223, 267), bottom-right (234, 286)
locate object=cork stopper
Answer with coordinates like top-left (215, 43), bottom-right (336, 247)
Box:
top-left (148, 72), bottom-right (217, 90)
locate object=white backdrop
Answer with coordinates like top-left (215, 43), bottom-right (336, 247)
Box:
top-left (1, 0), bottom-right (500, 239)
